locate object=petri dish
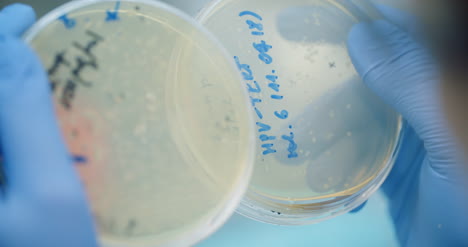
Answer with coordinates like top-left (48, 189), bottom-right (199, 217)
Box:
top-left (197, 0), bottom-right (404, 225)
top-left (24, 0), bottom-right (254, 246)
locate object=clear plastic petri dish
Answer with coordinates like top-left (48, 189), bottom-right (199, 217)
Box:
top-left (197, 0), bottom-right (405, 225)
top-left (24, 0), bottom-right (254, 246)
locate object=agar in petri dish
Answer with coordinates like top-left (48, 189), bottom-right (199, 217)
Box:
top-left (197, 0), bottom-right (404, 224)
top-left (24, 0), bottom-right (254, 246)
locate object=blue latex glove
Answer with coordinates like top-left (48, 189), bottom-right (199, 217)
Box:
top-left (0, 4), bottom-right (98, 247)
top-left (347, 5), bottom-right (468, 247)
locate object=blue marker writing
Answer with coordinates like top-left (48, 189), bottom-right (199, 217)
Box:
top-left (266, 74), bottom-right (278, 82)
top-left (254, 108), bottom-right (264, 119)
top-left (246, 20), bottom-right (263, 31)
top-left (106, 1), bottom-right (121, 22)
top-left (271, 95), bottom-right (283, 100)
top-left (261, 143), bottom-right (277, 155)
top-left (282, 133), bottom-right (298, 158)
top-left (260, 134), bottom-right (276, 142)
top-left (250, 97), bottom-right (261, 106)
top-left (58, 14), bottom-right (76, 29)
top-left (253, 40), bottom-right (273, 64)
top-left (252, 31), bottom-right (264, 36)
top-left (238, 10), bottom-right (300, 158)
top-left (256, 122), bottom-right (271, 132)
top-left (274, 110), bottom-right (289, 120)
top-left (247, 81), bottom-right (261, 93)
top-left (268, 82), bottom-right (280, 92)
top-left (234, 56), bottom-right (254, 80)
top-left (239, 11), bottom-right (263, 20)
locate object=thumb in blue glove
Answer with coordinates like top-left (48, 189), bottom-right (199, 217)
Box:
top-left (347, 5), bottom-right (468, 247)
top-left (0, 4), bottom-right (98, 247)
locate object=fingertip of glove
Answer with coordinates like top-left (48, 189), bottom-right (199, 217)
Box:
top-left (0, 4), bottom-right (36, 37)
top-left (348, 20), bottom-right (398, 51)
top-left (347, 20), bottom-right (402, 74)
top-left (347, 22), bottom-right (372, 51)
top-left (1, 3), bottom-right (36, 20)
top-left (347, 22), bottom-right (377, 76)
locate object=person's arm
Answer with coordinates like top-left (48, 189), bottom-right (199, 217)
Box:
top-left (0, 4), bottom-right (98, 247)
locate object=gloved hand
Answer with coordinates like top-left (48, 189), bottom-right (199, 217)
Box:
top-left (0, 4), bottom-right (98, 247)
top-left (347, 5), bottom-right (468, 247)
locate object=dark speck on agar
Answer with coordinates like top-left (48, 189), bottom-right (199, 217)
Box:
top-left (126, 219), bottom-right (137, 235)
top-left (270, 210), bottom-right (281, 215)
top-left (108, 218), bottom-right (116, 232)
top-left (73, 155), bottom-right (88, 164)
top-left (71, 128), bottom-right (79, 138)
top-left (135, 6), bottom-right (140, 11)
top-left (119, 92), bottom-right (126, 100)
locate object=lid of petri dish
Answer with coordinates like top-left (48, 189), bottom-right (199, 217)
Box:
top-left (24, 0), bottom-right (254, 246)
top-left (197, 0), bottom-right (404, 224)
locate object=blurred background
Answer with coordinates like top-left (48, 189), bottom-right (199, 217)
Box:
top-left (0, 0), bottom-right (411, 18)
top-left (0, 0), bottom-right (410, 246)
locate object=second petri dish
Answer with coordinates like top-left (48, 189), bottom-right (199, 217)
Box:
top-left (197, 0), bottom-right (404, 224)
top-left (25, 0), bottom-right (254, 246)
